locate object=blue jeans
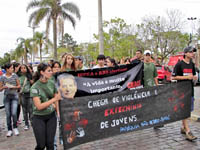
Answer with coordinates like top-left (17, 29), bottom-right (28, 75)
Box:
top-left (4, 94), bottom-right (18, 131)
top-left (21, 93), bottom-right (32, 127)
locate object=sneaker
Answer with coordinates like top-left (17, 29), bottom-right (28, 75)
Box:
top-left (13, 128), bottom-right (19, 136)
top-left (181, 127), bottom-right (186, 134)
top-left (6, 130), bottom-right (13, 137)
top-left (24, 126), bottom-right (29, 131)
top-left (186, 131), bottom-right (197, 141)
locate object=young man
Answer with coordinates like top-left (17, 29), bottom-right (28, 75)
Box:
top-left (131, 50), bottom-right (143, 64)
top-left (93, 54), bottom-right (106, 69)
top-left (172, 46), bottom-right (197, 141)
top-left (143, 50), bottom-right (158, 87)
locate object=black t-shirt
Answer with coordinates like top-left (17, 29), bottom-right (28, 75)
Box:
top-left (172, 60), bottom-right (196, 96)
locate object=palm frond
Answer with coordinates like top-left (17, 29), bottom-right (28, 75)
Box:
top-left (62, 3), bottom-right (81, 20)
top-left (28, 10), bottom-right (39, 26)
top-left (62, 12), bottom-right (76, 28)
top-left (26, 0), bottom-right (40, 12)
top-left (34, 8), bottom-right (50, 25)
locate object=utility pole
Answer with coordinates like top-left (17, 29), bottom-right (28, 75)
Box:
top-left (98, 0), bottom-right (104, 55)
top-left (187, 17), bottom-right (197, 46)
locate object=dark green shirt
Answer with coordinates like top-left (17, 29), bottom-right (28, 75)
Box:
top-left (144, 62), bottom-right (158, 87)
top-left (30, 79), bottom-right (57, 115)
top-left (19, 75), bottom-right (31, 93)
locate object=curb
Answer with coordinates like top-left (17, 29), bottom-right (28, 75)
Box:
top-left (191, 114), bottom-right (200, 122)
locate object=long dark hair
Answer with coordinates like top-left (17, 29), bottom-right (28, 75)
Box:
top-left (108, 58), bottom-right (118, 67)
top-left (33, 63), bottom-right (51, 82)
top-left (17, 64), bottom-right (32, 81)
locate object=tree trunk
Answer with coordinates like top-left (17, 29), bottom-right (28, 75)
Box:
top-left (53, 18), bottom-right (57, 60)
top-left (40, 44), bottom-right (42, 62)
top-left (24, 48), bottom-right (28, 65)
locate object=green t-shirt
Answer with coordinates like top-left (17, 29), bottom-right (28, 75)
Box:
top-left (144, 62), bottom-right (158, 87)
top-left (19, 75), bottom-right (31, 93)
top-left (30, 79), bottom-right (57, 116)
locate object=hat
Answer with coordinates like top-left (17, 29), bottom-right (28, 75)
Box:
top-left (74, 56), bottom-right (80, 59)
top-left (144, 50), bottom-right (152, 55)
top-left (184, 46), bottom-right (197, 53)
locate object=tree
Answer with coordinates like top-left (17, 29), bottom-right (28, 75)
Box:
top-left (16, 38), bottom-right (33, 64)
top-left (135, 9), bottom-right (187, 63)
top-left (58, 33), bottom-right (77, 51)
top-left (94, 18), bottom-right (136, 59)
top-left (26, 0), bottom-right (81, 60)
top-left (33, 31), bottom-right (52, 62)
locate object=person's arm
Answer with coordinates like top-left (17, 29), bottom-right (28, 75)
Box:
top-left (154, 77), bottom-right (159, 86)
top-left (10, 79), bottom-right (21, 89)
top-left (33, 93), bottom-right (61, 111)
top-left (172, 74), bottom-right (193, 80)
top-left (0, 81), bottom-right (8, 91)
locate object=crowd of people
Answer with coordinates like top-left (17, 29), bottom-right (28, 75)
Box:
top-left (0, 46), bottom-right (198, 150)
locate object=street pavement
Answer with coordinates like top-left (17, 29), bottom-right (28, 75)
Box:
top-left (0, 86), bottom-right (200, 150)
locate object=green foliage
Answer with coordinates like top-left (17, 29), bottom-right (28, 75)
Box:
top-left (26, 0), bottom-right (81, 60)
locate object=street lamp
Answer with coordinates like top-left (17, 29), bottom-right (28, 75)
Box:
top-left (187, 17), bottom-right (197, 46)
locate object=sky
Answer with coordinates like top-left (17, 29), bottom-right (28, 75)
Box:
top-left (0, 0), bottom-right (200, 58)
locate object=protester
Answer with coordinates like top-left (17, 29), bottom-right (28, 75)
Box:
top-left (0, 63), bottom-right (21, 137)
top-left (172, 46), bottom-right (197, 141)
top-left (131, 49), bottom-right (143, 64)
top-left (17, 64), bottom-right (33, 130)
top-left (13, 62), bottom-right (22, 125)
top-left (124, 58), bottom-right (131, 64)
top-left (30, 63), bottom-right (61, 149)
top-left (48, 59), bottom-right (54, 67)
top-left (93, 54), bottom-right (106, 68)
top-left (51, 61), bottom-right (61, 150)
top-left (143, 50), bottom-right (158, 87)
top-left (51, 61), bottom-right (61, 81)
top-left (75, 56), bottom-right (88, 70)
top-left (106, 58), bottom-right (118, 67)
top-left (143, 50), bottom-right (162, 129)
top-left (61, 53), bottom-right (76, 71)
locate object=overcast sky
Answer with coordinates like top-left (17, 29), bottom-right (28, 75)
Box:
top-left (0, 0), bottom-right (200, 58)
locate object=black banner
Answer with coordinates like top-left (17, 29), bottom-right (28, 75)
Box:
top-left (56, 62), bottom-right (143, 97)
top-left (59, 81), bottom-right (191, 149)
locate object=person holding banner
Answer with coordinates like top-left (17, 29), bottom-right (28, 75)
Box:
top-left (30, 63), bottom-right (61, 150)
top-left (61, 53), bottom-right (76, 71)
top-left (172, 46), bottom-right (197, 141)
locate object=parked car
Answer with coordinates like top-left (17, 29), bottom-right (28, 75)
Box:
top-left (156, 65), bottom-right (172, 83)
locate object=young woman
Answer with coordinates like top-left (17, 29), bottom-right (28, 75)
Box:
top-left (17, 64), bottom-right (33, 130)
top-left (61, 53), bottom-right (76, 72)
top-left (0, 63), bottom-right (20, 137)
top-left (51, 61), bottom-right (61, 149)
top-left (106, 58), bottom-right (118, 67)
top-left (30, 63), bottom-right (61, 150)
top-left (13, 63), bottom-right (22, 125)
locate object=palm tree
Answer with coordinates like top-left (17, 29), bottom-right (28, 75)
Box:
top-left (26, 0), bottom-right (81, 60)
top-left (33, 31), bottom-right (52, 62)
top-left (16, 38), bottom-right (33, 64)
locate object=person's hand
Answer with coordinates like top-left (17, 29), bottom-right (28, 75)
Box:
top-left (76, 127), bottom-right (85, 137)
top-left (3, 86), bottom-right (8, 89)
top-left (188, 74), bottom-right (193, 80)
top-left (193, 76), bottom-right (198, 81)
top-left (54, 92), bottom-right (61, 101)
